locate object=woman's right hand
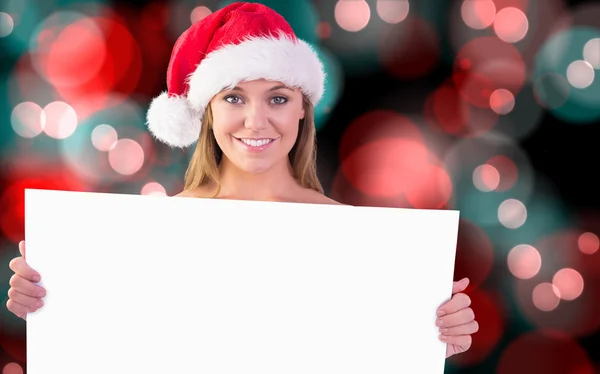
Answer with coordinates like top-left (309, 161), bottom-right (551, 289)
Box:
top-left (7, 240), bottom-right (46, 320)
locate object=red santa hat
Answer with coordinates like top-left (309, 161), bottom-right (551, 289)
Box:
top-left (146, 1), bottom-right (326, 148)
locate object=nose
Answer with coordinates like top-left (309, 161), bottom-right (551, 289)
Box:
top-left (244, 102), bottom-right (268, 132)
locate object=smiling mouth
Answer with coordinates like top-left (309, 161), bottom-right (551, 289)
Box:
top-left (234, 137), bottom-right (276, 147)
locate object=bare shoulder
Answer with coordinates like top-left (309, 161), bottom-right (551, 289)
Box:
top-left (316, 194), bottom-right (346, 205)
top-left (172, 185), bottom-right (214, 198)
top-left (303, 189), bottom-right (347, 206)
top-left (173, 190), bottom-right (194, 197)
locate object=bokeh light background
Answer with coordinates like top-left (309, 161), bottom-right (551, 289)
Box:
top-left (1, 0), bottom-right (600, 372)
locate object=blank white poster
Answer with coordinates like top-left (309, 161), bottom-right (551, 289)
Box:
top-left (25, 189), bottom-right (459, 374)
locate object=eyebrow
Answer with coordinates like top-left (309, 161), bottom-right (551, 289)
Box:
top-left (229, 85), bottom-right (293, 92)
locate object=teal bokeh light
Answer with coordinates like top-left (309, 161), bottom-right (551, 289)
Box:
top-left (313, 44), bottom-right (344, 131)
top-left (444, 134), bottom-right (535, 228)
top-left (218, 0), bottom-right (319, 45)
top-left (485, 173), bottom-right (574, 256)
top-left (0, 72), bottom-right (17, 153)
top-left (1, 0), bottom-right (46, 56)
top-left (1, 0), bottom-right (109, 56)
top-left (0, 241), bottom-right (25, 335)
top-left (533, 26), bottom-right (600, 124)
top-left (59, 96), bottom-right (147, 185)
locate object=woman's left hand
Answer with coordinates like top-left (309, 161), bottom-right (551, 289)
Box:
top-left (436, 277), bottom-right (478, 358)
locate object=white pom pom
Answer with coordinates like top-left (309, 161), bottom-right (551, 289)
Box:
top-left (146, 92), bottom-right (202, 148)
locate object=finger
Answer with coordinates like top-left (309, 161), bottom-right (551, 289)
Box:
top-left (8, 257), bottom-right (40, 282)
top-left (6, 299), bottom-right (30, 320)
top-left (439, 334), bottom-right (472, 347)
top-left (436, 307), bottom-right (475, 327)
top-left (452, 277), bottom-right (470, 294)
top-left (7, 288), bottom-right (44, 312)
top-left (440, 320), bottom-right (479, 336)
top-left (437, 293), bottom-right (471, 316)
top-left (19, 240), bottom-right (25, 259)
top-left (6, 299), bottom-right (28, 320)
top-left (437, 278), bottom-right (470, 315)
top-left (9, 274), bottom-right (46, 298)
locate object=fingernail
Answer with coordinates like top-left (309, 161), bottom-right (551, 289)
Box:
top-left (33, 274), bottom-right (41, 282)
top-left (441, 328), bottom-right (449, 333)
top-left (439, 334), bottom-right (447, 341)
top-left (436, 318), bottom-right (444, 326)
top-left (38, 287), bottom-right (46, 297)
top-left (437, 310), bottom-right (446, 317)
top-left (36, 299), bottom-right (44, 308)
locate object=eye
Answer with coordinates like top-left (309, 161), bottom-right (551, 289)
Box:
top-left (224, 95), bottom-right (243, 104)
top-left (271, 96), bottom-right (288, 105)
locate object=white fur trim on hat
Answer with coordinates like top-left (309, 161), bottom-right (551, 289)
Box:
top-left (187, 33), bottom-right (326, 116)
top-left (146, 92), bottom-right (202, 148)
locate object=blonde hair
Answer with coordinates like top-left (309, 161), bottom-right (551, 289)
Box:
top-left (183, 96), bottom-right (324, 196)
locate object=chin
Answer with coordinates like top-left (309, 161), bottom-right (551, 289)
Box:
top-left (237, 161), bottom-right (275, 175)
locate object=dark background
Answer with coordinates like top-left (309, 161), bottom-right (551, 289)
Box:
top-left (0, 0), bottom-right (599, 372)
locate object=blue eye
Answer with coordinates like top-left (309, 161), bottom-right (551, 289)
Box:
top-left (271, 96), bottom-right (288, 105)
top-left (225, 95), bottom-right (243, 104)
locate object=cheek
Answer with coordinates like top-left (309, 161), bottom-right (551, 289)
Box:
top-left (276, 112), bottom-right (301, 139)
top-left (283, 125), bottom-right (299, 146)
top-left (209, 127), bottom-right (235, 158)
top-left (211, 115), bottom-right (239, 143)
top-left (211, 128), bottom-right (228, 149)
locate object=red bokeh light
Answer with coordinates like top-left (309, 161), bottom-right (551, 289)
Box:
top-left (461, 0), bottom-right (496, 30)
top-left (0, 328), bottom-right (25, 365)
top-left (486, 155), bottom-right (518, 191)
top-left (108, 138), bottom-right (146, 176)
top-left (316, 22), bottom-right (332, 39)
top-left (340, 137), bottom-right (430, 198)
top-left (553, 268), bottom-right (585, 301)
top-left (449, 289), bottom-right (505, 366)
top-left (339, 110), bottom-right (422, 162)
top-left (338, 109), bottom-right (454, 208)
top-left (335, 135), bottom-right (453, 209)
top-left (380, 16), bottom-right (440, 80)
top-left (493, 7), bottom-right (529, 44)
top-left (452, 36), bottom-right (526, 108)
top-left (477, 164), bottom-right (500, 191)
top-left (330, 167), bottom-right (412, 208)
top-left (508, 244), bottom-right (542, 279)
top-left (140, 1), bottom-right (169, 32)
top-left (576, 210), bottom-right (600, 257)
top-left (532, 282), bottom-right (561, 312)
top-left (2, 362), bottom-right (24, 374)
top-left (493, 0), bottom-right (530, 12)
top-left (514, 230), bottom-right (600, 337)
top-left (0, 165), bottom-right (90, 243)
top-left (453, 219), bottom-right (495, 291)
top-left (51, 16), bottom-right (143, 118)
top-left (404, 163), bottom-right (452, 209)
top-left (43, 19), bottom-right (107, 89)
top-left (131, 2), bottom-right (174, 97)
top-left (489, 88), bottom-right (515, 114)
top-left (578, 232), bottom-right (599, 255)
top-left (424, 78), bottom-right (498, 137)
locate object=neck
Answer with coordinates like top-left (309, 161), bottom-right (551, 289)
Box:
top-left (215, 156), bottom-right (301, 201)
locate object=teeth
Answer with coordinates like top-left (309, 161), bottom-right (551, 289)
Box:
top-left (240, 138), bottom-right (273, 147)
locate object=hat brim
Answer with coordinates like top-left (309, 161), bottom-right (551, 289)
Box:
top-left (187, 32), bottom-right (325, 114)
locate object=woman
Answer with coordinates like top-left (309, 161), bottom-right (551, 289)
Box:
top-left (6, 2), bottom-right (478, 359)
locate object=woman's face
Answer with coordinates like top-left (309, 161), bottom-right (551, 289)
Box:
top-left (209, 79), bottom-right (305, 174)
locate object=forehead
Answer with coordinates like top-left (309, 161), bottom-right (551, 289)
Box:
top-left (233, 79), bottom-right (299, 92)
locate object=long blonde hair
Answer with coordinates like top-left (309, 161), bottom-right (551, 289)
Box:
top-left (183, 96), bottom-right (323, 196)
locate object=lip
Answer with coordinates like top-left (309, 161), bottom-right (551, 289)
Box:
top-left (233, 136), bottom-right (277, 152)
